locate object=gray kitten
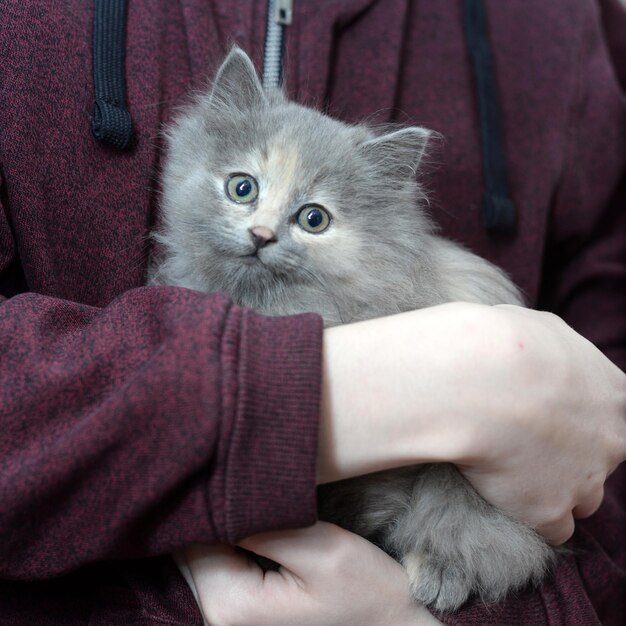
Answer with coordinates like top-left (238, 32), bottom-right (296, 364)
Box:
top-left (150, 48), bottom-right (556, 612)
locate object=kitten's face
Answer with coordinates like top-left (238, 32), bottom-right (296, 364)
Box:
top-left (158, 48), bottom-right (433, 323)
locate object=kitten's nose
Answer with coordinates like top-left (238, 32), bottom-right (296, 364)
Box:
top-left (249, 226), bottom-right (277, 249)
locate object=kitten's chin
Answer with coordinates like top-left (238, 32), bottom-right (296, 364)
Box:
top-left (231, 251), bottom-right (289, 278)
top-left (225, 257), bottom-right (283, 294)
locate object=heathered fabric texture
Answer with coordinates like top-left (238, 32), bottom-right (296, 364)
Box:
top-left (0, 1), bottom-right (624, 624)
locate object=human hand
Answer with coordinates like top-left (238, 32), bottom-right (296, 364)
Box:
top-left (318, 303), bottom-right (626, 544)
top-left (181, 522), bottom-right (443, 626)
top-left (458, 304), bottom-right (626, 544)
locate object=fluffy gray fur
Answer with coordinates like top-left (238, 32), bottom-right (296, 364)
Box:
top-left (150, 48), bottom-right (556, 612)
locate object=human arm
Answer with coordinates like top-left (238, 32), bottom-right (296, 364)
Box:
top-left (8, 290), bottom-right (621, 581)
top-left (319, 303), bottom-right (626, 544)
top-left (175, 300), bottom-right (624, 626)
top-left (0, 287), bottom-right (324, 580)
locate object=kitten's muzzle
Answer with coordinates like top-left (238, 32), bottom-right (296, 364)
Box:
top-left (249, 226), bottom-right (277, 251)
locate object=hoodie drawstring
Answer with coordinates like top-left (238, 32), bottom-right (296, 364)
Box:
top-left (91, 0), bottom-right (134, 150)
top-left (463, 0), bottom-right (517, 234)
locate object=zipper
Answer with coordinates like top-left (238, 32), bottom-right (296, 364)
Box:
top-left (262, 0), bottom-right (293, 89)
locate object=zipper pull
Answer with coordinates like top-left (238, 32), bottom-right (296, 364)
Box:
top-left (274, 0), bottom-right (293, 25)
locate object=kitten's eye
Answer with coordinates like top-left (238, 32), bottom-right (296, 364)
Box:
top-left (296, 205), bottom-right (331, 234)
top-left (225, 174), bottom-right (259, 204)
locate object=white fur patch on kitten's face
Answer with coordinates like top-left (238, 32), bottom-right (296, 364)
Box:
top-left (212, 141), bottom-right (364, 285)
top-left (258, 141), bottom-right (301, 215)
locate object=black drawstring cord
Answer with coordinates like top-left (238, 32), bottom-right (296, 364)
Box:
top-left (91, 0), bottom-right (134, 150)
top-left (463, 0), bottom-right (516, 234)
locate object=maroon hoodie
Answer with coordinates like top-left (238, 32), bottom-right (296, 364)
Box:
top-left (0, 1), bottom-right (625, 624)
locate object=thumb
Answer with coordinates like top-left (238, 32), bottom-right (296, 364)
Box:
top-left (184, 543), bottom-right (264, 610)
top-left (238, 521), bottom-right (354, 578)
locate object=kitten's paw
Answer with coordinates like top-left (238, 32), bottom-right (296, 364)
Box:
top-left (403, 551), bottom-right (471, 612)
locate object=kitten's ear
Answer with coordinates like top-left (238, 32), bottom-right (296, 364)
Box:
top-left (360, 127), bottom-right (431, 178)
top-left (209, 47), bottom-right (267, 111)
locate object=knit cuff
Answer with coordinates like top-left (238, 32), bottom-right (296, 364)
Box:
top-left (223, 308), bottom-right (323, 542)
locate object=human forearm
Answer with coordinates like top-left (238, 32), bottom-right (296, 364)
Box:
top-left (317, 303), bottom-right (491, 484)
top-left (318, 302), bottom-right (626, 542)
top-left (0, 290), bottom-right (324, 578)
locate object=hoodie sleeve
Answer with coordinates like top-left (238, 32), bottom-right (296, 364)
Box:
top-left (0, 257), bottom-right (322, 580)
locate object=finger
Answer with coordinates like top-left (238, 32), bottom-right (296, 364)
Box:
top-left (239, 521), bottom-right (354, 577)
top-left (186, 543), bottom-right (250, 574)
top-left (184, 544), bottom-right (284, 626)
top-left (185, 543), bottom-right (264, 599)
top-left (573, 485), bottom-right (605, 519)
top-left (539, 513), bottom-right (576, 546)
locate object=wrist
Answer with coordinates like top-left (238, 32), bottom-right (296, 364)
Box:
top-left (317, 304), bottom-right (495, 483)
